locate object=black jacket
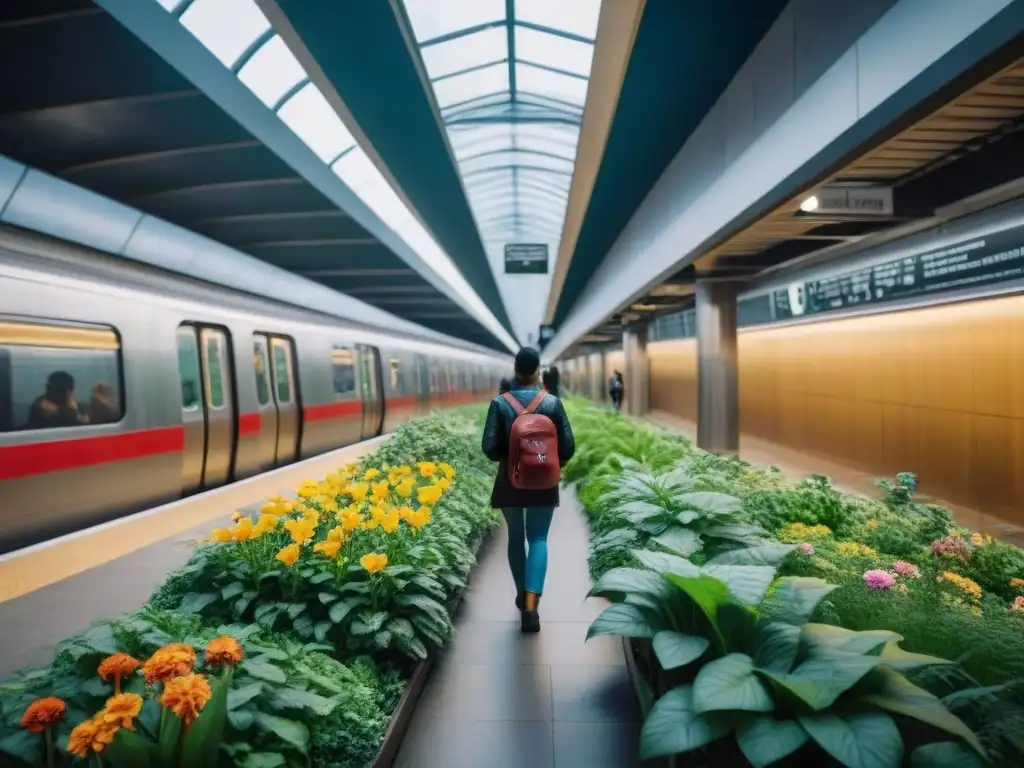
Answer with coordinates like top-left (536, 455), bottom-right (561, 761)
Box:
top-left (482, 387), bottom-right (575, 509)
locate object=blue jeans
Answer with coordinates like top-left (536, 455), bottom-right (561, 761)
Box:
top-left (502, 507), bottom-right (555, 596)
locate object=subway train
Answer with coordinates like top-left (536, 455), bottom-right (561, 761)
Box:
top-left (0, 227), bottom-right (507, 554)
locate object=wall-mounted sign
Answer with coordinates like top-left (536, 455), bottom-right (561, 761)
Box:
top-left (504, 243), bottom-right (549, 274)
top-left (538, 324), bottom-right (556, 344)
top-left (809, 185), bottom-right (894, 217)
top-left (772, 223), bottom-right (1024, 321)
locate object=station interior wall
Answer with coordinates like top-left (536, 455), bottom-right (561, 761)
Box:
top-left (644, 294), bottom-right (1024, 527)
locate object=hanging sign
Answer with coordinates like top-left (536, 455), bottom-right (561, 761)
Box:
top-left (504, 243), bottom-right (549, 274)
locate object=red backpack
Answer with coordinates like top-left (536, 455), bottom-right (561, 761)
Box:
top-left (502, 391), bottom-right (561, 490)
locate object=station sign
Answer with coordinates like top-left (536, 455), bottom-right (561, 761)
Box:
top-left (810, 186), bottom-right (894, 217)
top-left (772, 222), bottom-right (1024, 320)
top-left (504, 243), bottom-right (549, 274)
top-left (538, 324), bottom-right (556, 345)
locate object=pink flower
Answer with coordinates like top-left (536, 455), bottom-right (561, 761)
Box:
top-left (891, 561), bottom-right (920, 579)
top-left (864, 569), bottom-right (896, 590)
top-left (799, 543), bottom-right (814, 556)
top-left (1011, 596), bottom-right (1024, 613)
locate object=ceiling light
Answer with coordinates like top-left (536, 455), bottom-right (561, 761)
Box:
top-left (799, 195), bottom-right (819, 213)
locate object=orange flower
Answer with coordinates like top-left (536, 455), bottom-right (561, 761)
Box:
top-left (142, 643), bottom-right (196, 684)
top-left (67, 713), bottom-right (119, 758)
top-left (98, 653), bottom-right (141, 694)
top-left (360, 552), bottom-right (388, 574)
top-left (211, 527), bottom-right (233, 543)
top-left (160, 674), bottom-right (212, 726)
top-left (276, 543), bottom-right (300, 567)
top-left (19, 697), bottom-right (65, 733)
top-left (97, 693), bottom-right (143, 729)
top-left (205, 636), bottom-right (243, 667)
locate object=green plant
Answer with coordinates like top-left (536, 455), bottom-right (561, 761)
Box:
top-left (587, 559), bottom-right (984, 766)
top-left (959, 539), bottom-right (1024, 603)
top-left (745, 476), bottom-right (864, 538)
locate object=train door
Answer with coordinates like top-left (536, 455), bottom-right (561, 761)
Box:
top-left (250, 334), bottom-right (277, 471)
top-left (176, 323), bottom-right (237, 490)
top-left (268, 336), bottom-right (299, 465)
top-left (414, 354), bottom-right (430, 412)
top-left (357, 344), bottom-right (383, 438)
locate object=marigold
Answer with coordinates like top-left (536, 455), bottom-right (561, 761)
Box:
top-left (97, 693), bottom-right (143, 729)
top-left (363, 468), bottom-right (380, 480)
top-left (66, 718), bottom-right (117, 758)
top-left (349, 482), bottom-right (369, 502)
top-left (276, 543), bottom-right (301, 567)
top-left (370, 479), bottom-right (390, 503)
top-left (417, 484), bottom-right (443, 506)
top-left (142, 644), bottom-right (196, 683)
top-left (395, 479), bottom-right (414, 498)
top-left (205, 635), bottom-right (243, 666)
top-left (417, 461), bottom-right (437, 477)
top-left (283, 516), bottom-right (316, 544)
top-left (360, 552), bottom-right (388, 574)
top-left (98, 653), bottom-right (141, 694)
top-left (19, 697), bottom-right (65, 733)
top-left (160, 674), bottom-right (212, 726)
top-left (938, 571), bottom-right (982, 600)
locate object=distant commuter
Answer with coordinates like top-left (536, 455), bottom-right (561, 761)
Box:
top-left (26, 371), bottom-right (81, 430)
top-left (499, 377), bottom-right (512, 395)
top-left (482, 347), bottom-right (575, 633)
top-left (609, 371), bottom-right (624, 410)
top-left (541, 366), bottom-right (561, 398)
top-left (88, 383), bottom-right (119, 424)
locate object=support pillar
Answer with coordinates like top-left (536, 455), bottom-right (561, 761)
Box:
top-left (695, 280), bottom-right (739, 455)
top-left (598, 348), bottom-right (608, 402)
top-left (623, 324), bottom-right (650, 417)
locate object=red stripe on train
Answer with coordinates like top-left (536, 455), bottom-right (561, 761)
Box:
top-left (0, 426), bottom-right (185, 480)
top-left (303, 400), bottom-right (362, 422)
top-left (238, 413), bottom-right (261, 436)
top-left (386, 394), bottom-right (418, 411)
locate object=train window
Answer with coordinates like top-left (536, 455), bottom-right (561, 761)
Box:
top-left (271, 339), bottom-right (293, 404)
top-left (203, 331), bottom-right (226, 409)
top-left (389, 358), bottom-right (401, 390)
top-left (177, 326), bottom-right (201, 410)
top-left (0, 320), bottom-right (124, 432)
top-left (331, 345), bottom-right (356, 395)
top-left (253, 335), bottom-right (271, 406)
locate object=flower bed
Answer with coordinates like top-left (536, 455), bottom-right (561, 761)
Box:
top-left (564, 398), bottom-right (1024, 767)
top-left (0, 409), bottom-right (499, 767)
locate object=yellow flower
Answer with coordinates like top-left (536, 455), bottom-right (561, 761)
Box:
top-left (417, 484), bottom-right (443, 506)
top-left (397, 505), bottom-right (415, 522)
top-left (779, 522), bottom-right (832, 542)
top-left (396, 465), bottom-right (412, 475)
top-left (230, 511), bottom-right (243, 523)
top-left (349, 482), bottom-right (369, 503)
top-left (381, 510), bottom-right (401, 534)
top-left (160, 674), bottom-right (211, 726)
top-left (320, 497), bottom-right (339, 513)
top-left (417, 461), bottom-right (437, 477)
top-left (276, 544), bottom-right (300, 567)
top-left (407, 506), bottom-right (431, 529)
top-left (867, 519), bottom-right (879, 530)
top-left (283, 517), bottom-right (316, 544)
top-left (297, 480), bottom-right (320, 499)
top-left (970, 532), bottom-right (984, 547)
top-left (370, 480), bottom-right (390, 504)
top-left (836, 542), bottom-right (877, 557)
top-left (395, 479), bottom-right (414, 498)
top-left (314, 526), bottom-right (347, 559)
top-left (364, 468), bottom-right (380, 480)
top-left (253, 514), bottom-right (279, 535)
top-left (211, 527), bottom-right (233, 543)
top-left (19, 697), bottom-right (66, 733)
top-left (437, 477), bottom-right (451, 490)
top-left (339, 508), bottom-right (363, 531)
top-left (232, 516), bottom-right (256, 542)
top-left (438, 462), bottom-right (455, 479)
top-left (938, 571), bottom-right (982, 600)
top-left (96, 693), bottom-right (142, 730)
top-left (1010, 577), bottom-right (1024, 589)
top-left (360, 552), bottom-right (388, 573)
top-left (205, 636), bottom-right (243, 667)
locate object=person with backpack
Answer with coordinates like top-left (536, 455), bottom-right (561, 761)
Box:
top-left (609, 371), bottom-right (624, 410)
top-left (482, 347), bottom-right (575, 633)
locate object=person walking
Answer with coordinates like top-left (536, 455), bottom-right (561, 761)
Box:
top-left (609, 370), bottom-right (624, 410)
top-left (482, 347), bottom-right (575, 633)
top-left (541, 365), bottom-right (561, 398)
top-left (498, 377), bottom-right (512, 395)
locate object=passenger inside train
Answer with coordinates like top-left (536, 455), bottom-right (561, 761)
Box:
top-left (26, 371), bottom-right (81, 430)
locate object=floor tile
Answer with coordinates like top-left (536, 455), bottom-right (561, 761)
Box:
top-left (553, 721), bottom-right (655, 767)
top-left (415, 662), bottom-right (552, 722)
top-left (550, 663), bottom-right (639, 723)
top-left (396, 719), bottom-right (554, 768)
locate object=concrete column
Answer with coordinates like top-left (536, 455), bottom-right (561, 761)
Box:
top-left (598, 348), bottom-right (608, 402)
top-left (623, 324), bottom-right (650, 417)
top-left (695, 280), bottom-right (739, 455)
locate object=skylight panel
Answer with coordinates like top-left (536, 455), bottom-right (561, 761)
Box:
top-left (332, 148), bottom-right (382, 195)
top-left (449, 124), bottom-right (514, 159)
top-left (238, 36), bottom-right (307, 108)
top-left (180, 0), bottom-right (271, 68)
top-left (156, 0), bottom-right (185, 11)
top-left (278, 83), bottom-right (356, 163)
top-left (432, 63), bottom-right (509, 109)
top-left (461, 150), bottom-right (573, 175)
top-left (420, 27), bottom-right (508, 80)
top-left (514, 27), bottom-right (595, 77)
top-left (516, 63), bottom-right (589, 106)
top-left (515, 0), bottom-right (601, 40)
top-left (404, 0), bottom-right (506, 41)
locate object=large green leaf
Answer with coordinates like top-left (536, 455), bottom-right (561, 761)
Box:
top-left (765, 655), bottom-right (881, 711)
top-left (665, 574), bottom-right (734, 650)
top-left (859, 667), bottom-right (986, 757)
top-left (693, 654), bottom-right (774, 714)
top-left (735, 716), bottom-right (809, 768)
top-left (798, 712), bottom-right (903, 768)
top-left (639, 685), bottom-right (733, 760)
top-left (631, 549), bottom-right (700, 577)
top-left (179, 675), bottom-right (228, 768)
top-left (620, 500), bottom-right (668, 522)
top-left (157, 707), bottom-right (183, 765)
top-left (328, 596), bottom-right (363, 623)
top-left (707, 543), bottom-right (797, 567)
top-left (759, 578), bottom-right (837, 626)
top-left (911, 742), bottom-right (985, 767)
top-left (652, 631), bottom-right (710, 670)
top-left (590, 568), bottom-right (670, 600)
top-left (254, 712), bottom-right (310, 756)
top-left (802, 624), bottom-right (901, 657)
top-left (240, 754), bottom-right (287, 768)
top-left (653, 527), bottom-right (703, 557)
top-left (180, 592), bottom-right (219, 616)
top-left (228, 682), bottom-right (264, 710)
top-left (675, 492), bottom-right (741, 515)
top-left (753, 621), bottom-right (801, 674)
top-left (700, 565), bottom-right (776, 606)
top-left (0, 730), bottom-right (41, 765)
top-left (586, 603), bottom-right (660, 640)
top-left (877, 642), bottom-right (954, 672)
top-left (242, 656), bottom-right (286, 684)
top-left (105, 728), bottom-right (158, 768)
top-left (271, 687), bottom-right (337, 717)
top-left (704, 524), bottom-right (766, 544)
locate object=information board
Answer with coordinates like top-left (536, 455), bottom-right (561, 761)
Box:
top-left (771, 224), bottom-right (1024, 320)
top-left (538, 324), bottom-right (556, 344)
top-left (504, 243), bottom-right (549, 274)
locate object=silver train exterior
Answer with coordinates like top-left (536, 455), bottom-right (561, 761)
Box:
top-left (0, 227), bottom-right (506, 554)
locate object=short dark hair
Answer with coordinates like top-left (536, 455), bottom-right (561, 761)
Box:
top-left (514, 347), bottom-right (540, 377)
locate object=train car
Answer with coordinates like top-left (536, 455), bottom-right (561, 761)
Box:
top-left (0, 226), bottom-right (506, 554)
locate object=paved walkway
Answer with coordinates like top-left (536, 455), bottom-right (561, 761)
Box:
top-left (396, 493), bottom-right (652, 767)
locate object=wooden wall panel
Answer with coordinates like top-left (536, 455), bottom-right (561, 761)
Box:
top-left (646, 295), bottom-right (1024, 527)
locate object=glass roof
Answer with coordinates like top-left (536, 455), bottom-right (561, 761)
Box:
top-left (403, 0), bottom-right (602, 268)
top-left (155, 0), bottom-right (518, 352)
